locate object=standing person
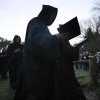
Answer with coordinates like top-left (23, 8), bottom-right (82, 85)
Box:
top-left (22, 5), bottom-right (66, 100)
top-left (82, 52), bottom-right (86, 60)
top-left (53, 40), bottom-right (86, 100)
top-left (7, 35), bottom-right (23, 90)
top-left (82, 52), bottom-right (89, 70)
top-left (0, 47), bottom-right (8, 79)
top-left (85, 51), bottom-right (89, 70)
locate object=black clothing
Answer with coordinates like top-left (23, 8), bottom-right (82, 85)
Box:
top-left (82, 54), bottom-right (89, 70)
top-left (21, 5), bottom-right (86, 100)
top-left (7, 42), bottom-right (23, 89)
top-left (22, 18), bottom-right (60, 99)
top-left (82, 55), bottom-right (89, 60)
top-left (0, 52), bottom-right (8, 79)
top-left (38, 5), bottom-right (57, 26)
top-left (54, 40), bottom-right (86, 100)
top-left (22, 5), bottom-right (60, 100)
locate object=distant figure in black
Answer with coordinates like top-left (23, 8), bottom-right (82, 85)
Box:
top-left (7, 35), bottom-right (23, 89)
top-left (82, 51), bottom-right (89, 70)
top-left (0, 47), bottom-right (8, 79)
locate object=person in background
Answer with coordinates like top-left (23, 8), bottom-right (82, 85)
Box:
top-left (82, 51), bottom-right (89, 70)
top-left (0, 47), bottom-right (8, 79)
top-left (85, 51), bottom-right (89, 69)
top-left (82, 52), bottom-right (86, 60)
top-left (7, 35), bottom-right (23, 90)
top-left (77, 53), bottom-right (83, 69)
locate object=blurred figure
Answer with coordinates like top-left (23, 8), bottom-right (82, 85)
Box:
top-left (77, 53), bottom-right (84, 69)
top-left (7, 35), bottom-right (23, 90)
top-left (82, 51), bottom-right (89, 60)
top-left (82, 52), bottom-right (86, 60)
top-left (82, 52), bottom-right (89, 70)
top-left (85, 51), bottom-right (89, 69)
top-left (86, 51), bottom-right (89, 59)
top-left (0, 47), bottom-right (8, 79)
top-left (1, 47), bottom-right (8, 79)
top-left (96, 52), bottom-right (100, 78)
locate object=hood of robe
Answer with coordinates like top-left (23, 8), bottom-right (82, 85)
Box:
top-left (38, 5), bottom-right (58, 26)
top-left (13, 35), bottom-right (21, 44)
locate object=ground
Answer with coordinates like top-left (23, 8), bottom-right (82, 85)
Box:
top-left (0, 69), bottom-right (100, 100)
top-left (0, 78), bottom-right (15, 100)
top-left (75, 69), bottom-right (100, 100)
top-left (84, 91), bottom-right (99, 100)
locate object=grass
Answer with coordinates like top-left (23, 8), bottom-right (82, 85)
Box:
top-left (0, 76), bottom-right (15, 100)
top-left (75, 69), bottom-right (90, 87)
top-left (0, 69), bottom-right (100, 100)
top-left (75, 68), bottom-right (100, 94)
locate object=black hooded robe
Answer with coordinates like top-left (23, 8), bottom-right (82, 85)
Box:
top-left (53, 40), bottom-right (86, 100)
top-left (22, 5), bottom-right (61, 100)
top-left (0, 51), bottom-right (8, 79)
top-left (7, 42), bottom-right (23, 89)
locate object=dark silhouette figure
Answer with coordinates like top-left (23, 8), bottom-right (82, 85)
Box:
top-left (0, 47), bottom-right (8, 79)
top-left (14, 5), bottom-right (86, 100)
top-left (22, 5), bottom-right (62, 100)
top-left (7, 35), bottom-right (23, 90)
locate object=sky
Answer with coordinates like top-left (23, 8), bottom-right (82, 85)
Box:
top-left (0, 0), bottom-right (96, 42)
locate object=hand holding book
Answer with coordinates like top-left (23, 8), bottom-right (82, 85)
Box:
top-left (57, 17), bottom-right (87, 46)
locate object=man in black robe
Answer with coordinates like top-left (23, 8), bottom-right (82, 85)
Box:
top-left (7, 35), bottom-right (23, 90)
top-left (22, 5), bottom-right (64, 100)
top-left (21, 4), bottom-right (86, 100)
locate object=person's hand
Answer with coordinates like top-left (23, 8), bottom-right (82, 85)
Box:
top-left (73, 43), bottom-right (81, 48)
top-left (55, 33), bottom-right (68, 40)
top-left (14, 48), bottom-right (21, 52)
top-left (73, 43), bottom-right (78, 47)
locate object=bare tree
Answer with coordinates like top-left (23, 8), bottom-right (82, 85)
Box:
top-left (80, 16), bottom-right (100, 51)
top-left (80, 16), bottom-right (100, 90)
top-left (92, 0), bottom-right (100, 12)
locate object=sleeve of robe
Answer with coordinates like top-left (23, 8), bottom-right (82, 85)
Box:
top-left (60, 40), bottom-right (79, 61)
top-left (25, 19), bottom-right (61, 60)
top-left (7, 44), bottom-right (15, 60)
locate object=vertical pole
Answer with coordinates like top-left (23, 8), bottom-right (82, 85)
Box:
top-left (89, 52), bottom-right (98, 90)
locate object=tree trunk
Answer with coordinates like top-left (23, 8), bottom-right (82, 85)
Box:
top-left (89, 52), bottom-right (98, 90)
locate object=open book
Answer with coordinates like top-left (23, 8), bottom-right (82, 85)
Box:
top-left (57, 17), bottom-right (81, 40)
top-left (57, 17), bottom-right (87, 46)
top-left (69, 36), bottom-right (87, 47)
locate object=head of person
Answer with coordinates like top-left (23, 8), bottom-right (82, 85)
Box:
top-left (83, 52), bottom-right (86, 55)
top-left (86, 51), bottom-right (89, 56)
top-left (13, 35), bottom-right (21, 44)
top-left (38, 5), bottom-right (58, 26)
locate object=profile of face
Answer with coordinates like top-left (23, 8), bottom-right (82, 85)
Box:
top-left (38, 5), bottom-right (57, 26)
top-left (16, 37), bottom-right (20, 43)
top-left (49, 11), bottom-right (56, 25)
